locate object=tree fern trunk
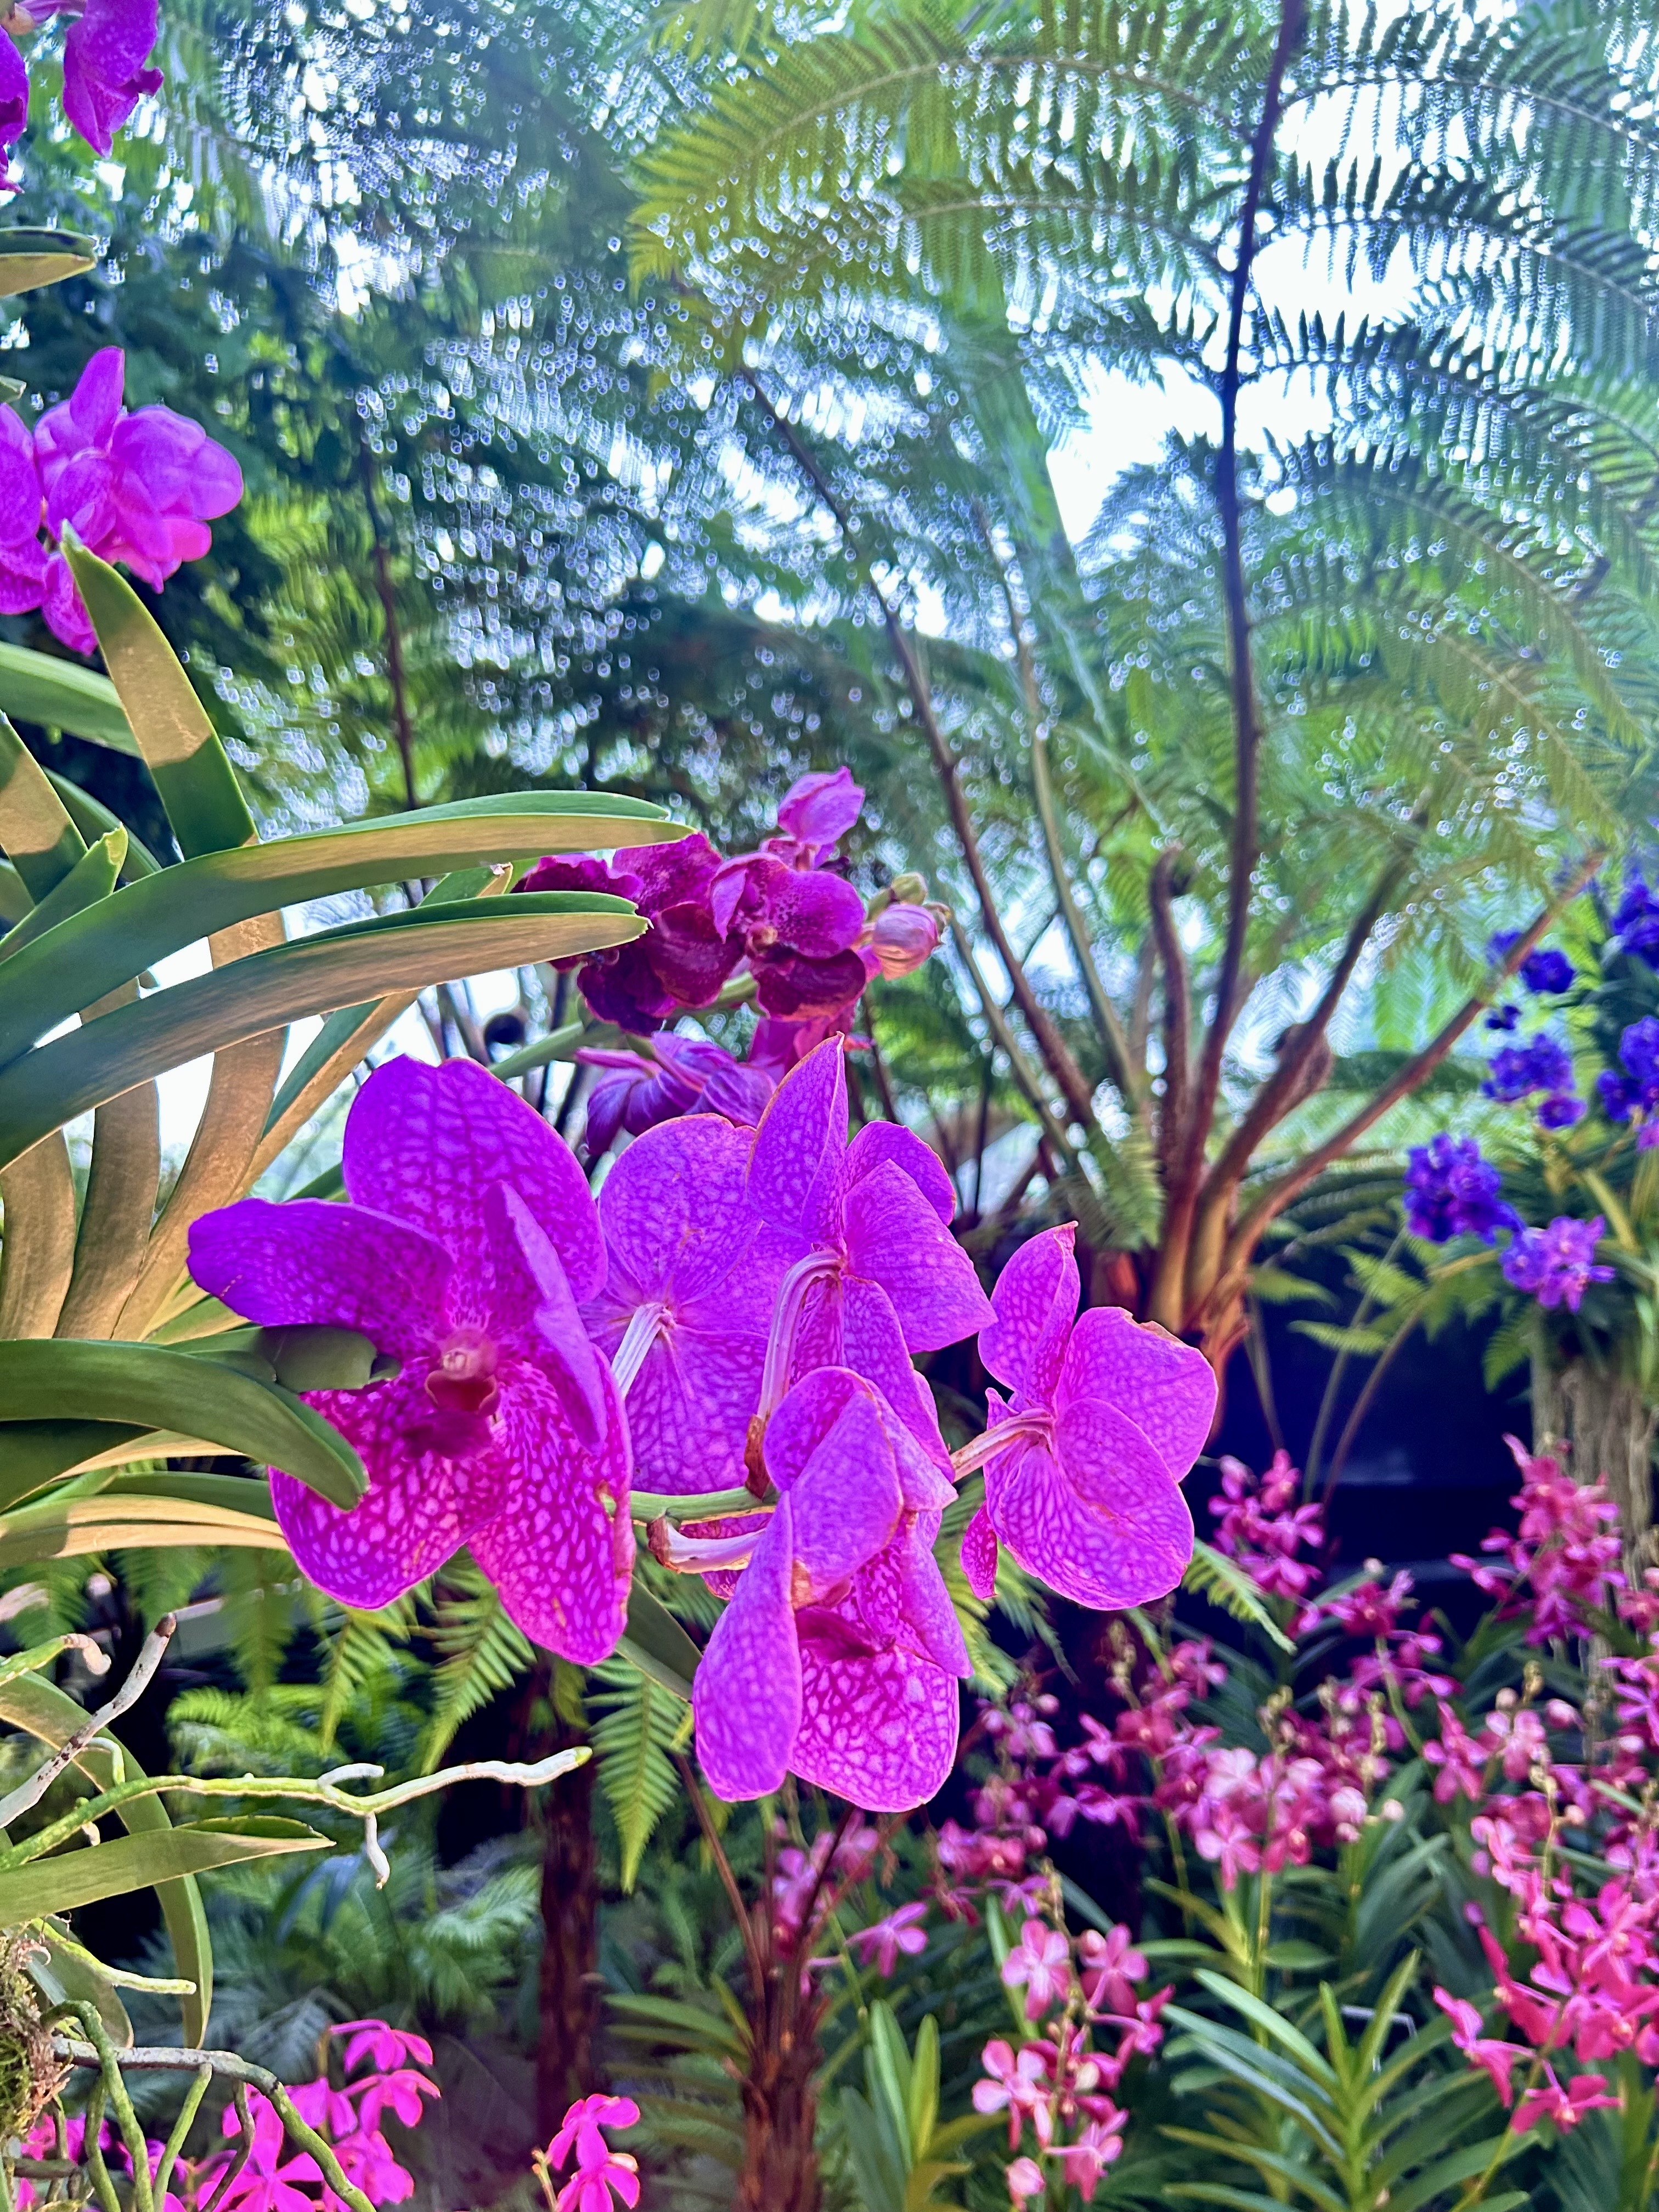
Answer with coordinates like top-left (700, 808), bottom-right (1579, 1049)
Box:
top-left (534, 1711), bottom-right (601, 2138)
top-left (1532, 1353), bottom-right (1657, 1581)
top-left (736, 1971), bottom-right (822, 2212)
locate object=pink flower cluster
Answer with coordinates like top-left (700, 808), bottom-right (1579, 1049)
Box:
top-left (17, 2021), bottom-right (437, 2212)
top-left (540, 2095), bottom-right (640, 2212)
top-left (1209, 1449), bottom-right (1324, 1596)
top-left (1451, 1436), bottom-right (1624, 1641)
top-left (0, 347), bottom-right (242, 652)
top-left (0, 0), bottom-right (161, 188)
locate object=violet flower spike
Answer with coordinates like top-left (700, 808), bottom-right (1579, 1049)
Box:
top-left (582, 1113), bottom-right (795, 1494)
top-left (188, 1057), bottom-right (633, 1664)
top-left (964, 1224), bottom-right (1214, 1609)
top-left (746, 1036), bottom-right (996, 1467)
top-left (692, 1365), bottom-right (967, 1810)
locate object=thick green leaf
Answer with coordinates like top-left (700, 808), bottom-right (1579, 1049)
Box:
top-left (0, 228), bottom-right (98, 297)
top-left (0, 1342), bottom-right (365, 1507)
top-left (0, 1423), bottom-right (146, 1504)
top-left (0, 715), bottom-right (86, 899)
top-left (101, 1469), bottom-right (278, 1519)
top-left (0, 1673), bottom-right (212, 2042)
top-left (617, 1582), bottom-right (702, 1702)
top-left (0, 1494), bottom-right (290, 1570)
top-left (0, 857), bottom-right (24, 924)
top-left (0, 1818), bottom-right (326, 1922)
top-left (0, 802), bottom-right (672, 1060)
top-left (66, 542), bottom-right (258, 857)
top-left (31, 1927), bottom-right (134, 2047)
top-left (0, 893), bottom-right (645, 1165)
top-left (0, 644), bottom-right (137, 754)
top-left (0, 829), bottom-right (123, 964)
top-left (44, 773), bottom-right (162, 878)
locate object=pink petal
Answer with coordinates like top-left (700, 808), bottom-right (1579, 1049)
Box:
top-left (988, 1413), bottom-right (1193, 1610)
top-left (979, 1225), bottom-right (1078, 1402)
top-left (844, 1120), bottom-right (956, 1224)
top-left (763, 864), bottom-right (865, 957)
top-left (892, 1519), bottom-right (971, 1675)
top-left (71, 346), bottom-right (126, 444)
top-left (46, 447), bottom-right (115, 546)
top-left (0, 31), bottom-right (26, 144)
top-left (843, 1161), bottom-right (994, 1353)
top-left (272, 1379), bottom-right (511, 1609)
top-left (1060, 1306), bottom-right (1215, 1475)
top-left (693, 1505), bottom-right (801, 1800)
top-left (188, 1197), bottom-right (451, 1361)
top-left (777, 766), bottom-right (863, 854)
top-left (344, 1056), bottom-right (604, 1301)
top-left (0, 403), bottom-right (40, 543)
top-left (615, 1328), bottom-right (765, 1493)
top-left (746, 1035), bottom-right (847, 1242)
top-left (783, 1383), bottom-right (904, 1590)
top-left (62, 0), bottom-right (161, 156)
top-left (961, 1506), bottom-right (998, 1600)
top-left (469, 1364), bottom-right (632, 1663)
top-left (0, 541), bottom-right (46, 613)
top-left (594, 1113), bottom-right (764, 1308)
top-left (753, 946), bottom-right (870, 1019)
top-left (41, 551), bottom-right (95, 653)
top-left (485, 1184), bottom-right (609, 1450)
top-left (791, 1621), bottom-right (959, 1810)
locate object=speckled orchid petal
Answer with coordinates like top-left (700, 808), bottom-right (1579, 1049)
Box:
top-left (979, 1223), bottom-right (1079, 1402)
top-left (0, 32), bottom-right (26, 174)
top-left (985, 1399), bottom-right (1192, 1610)
top-left (791, 1613), bottom-right (960, 1812)
top-left (961, 1507), bottom-right (999, 1601)
top-left (747, 1034), bottom-right (847, 1243)
top-left (843, 1120), bottom-right (957, 1224)
top-left (693, 1502), bottom-right (802, 1801)
top-left (1062, 1305), bottom-right (1216, 1474)
top-left (777, 766), bottom-right (864, 857)
top-left (894, 1515), bottom-right (971, 1676)
top-left (188, 1197), bottom-right (451, 1364)
top-left (486, 1183), bottom-right (609, 1451)
top-left (344, 1055), bottom-right (603, 1302)
top-left (794, 1272), bottom-right (953, 1475)
top-left (843, 1160), bottom-right (994, 1353)
top-left (270, 1378), bottom-right (513, 1612)
top-left (469, 1362), bottom-right (633, 1664)
top-left (784, 1386), bottom-right (904, 1591)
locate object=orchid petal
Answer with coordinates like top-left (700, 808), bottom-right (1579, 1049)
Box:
top-left (1061, 1306), bottom-right (1215, 1475)
top-left (787, 1389), bottom-right (904, 1589)
top-left (470, 1365), bottom-right (632, 1664)
top-left (844, 1120), bottom-right (957, 1224)
top-left (961, 1507), bottom-right (998, 1600)
top-left (843, 1161), bottom-right (995, 1352)
top-left (594, 1114), bottom-right (763, 1308)
top-left (344, 1056), bottom-right (603, 1301)
top-left (777, 766), bottom-right (864, 854)
top-left (747, 1036), bottom-right (847, 1242)
top-left (979, 1225), bottom-right (1078, 1402)
top-left (486, 1184), bottom-right (608, 1451)
top-left (693, 1505), bottom-right (802, 1801)
top-left (792, 1616), bottom-right (959, 1811)
top-left (893, 1519), bottom-right (972, 1676)
top-left (188, 1197), bottom-right (451, 1362)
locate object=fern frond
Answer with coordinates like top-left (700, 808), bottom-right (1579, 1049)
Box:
top-left (417, 1556), bottom-right (537, 1772)
top-left (588, 1656), bottom-right (692, 1891)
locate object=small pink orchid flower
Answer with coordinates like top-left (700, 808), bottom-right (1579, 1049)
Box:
top-left (1002, 1919), bottom-right (1076, 2021)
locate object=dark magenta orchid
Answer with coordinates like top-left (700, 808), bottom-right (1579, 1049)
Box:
top-left (36, 347), bottom-right (243, 651)
top-left (521, 834), bottom-right (737, 1031)
top-left (964, 1224), bottom-right (1213, 1609)
top-left (583, 1114), bottom-right (794, 1494)
top-left (0, 0), bottom-right (161, 186)
top-left (712, 766), bottom-right (872, 1018)
top-left (747, 1035), bottom-right (995, 1468)
top-left (0, 403), bottom-right (44, 611)
top-left (188, 1057), bottom-right (633, 1664)
top-left (692, 1366), bottom-right (967, 1809)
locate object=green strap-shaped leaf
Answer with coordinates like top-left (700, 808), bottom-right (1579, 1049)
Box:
top-left (0, 1818), bottom-right (326, 1924)
top-left (0, 715), bottom-right (86, 899)
top-left (0, 1494), bottom-right (291, 1570)
top-left (0, 1342), bottom-right (365, 1508)
top-left (0, 893), bottom-right (644, 1165)
top-left (0, 829), bottom-right (123, 965)
top-left (0, 644), bottom-right (137, 755)
top-left (0, 1672), bottom-right (213, 2044)
top-left (66, 541), bottom-right (257, 857)
top-left (0, 1136), bottom-right (77, 1338)
top-left (0, 798), bottom-right (674, 1063)
top-left (0, 1424), bottom-right (144, 1505)
top-left (44, 773), bottom-right (162, 877)
top-left (616, 1583), bottom-right (702, 1701)
top-left (0, 228), bottom-right (98, 299)
top-left (101, 1469), bottom-right (278, 1519)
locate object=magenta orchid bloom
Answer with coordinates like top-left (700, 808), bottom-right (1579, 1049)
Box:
top-left (964, 1223), bottom-right (1213, 1610)
top-left (35, 347), bottom-right (242, 651)
top-left (0, 403), bottom-right (44, 608)
top-left (748, 1036), bottom-right (995, 1468)
top-left (0, 0), bottom-right (161, 187)
top-left (1002, 1917), bottom-right (1076, 2019)
top-left (523, 834), bottom-right (737, 1031)
top-left (712, 766), bottom-right (872, 1018)
top-left (577, 1031), bottom-right (773, 1156)
top-left (1431, 1988), bottom-right (1527, 2104)
top-left (188, 1056), bottom-right (633, 1664)
top-left (692, 1365), bottom-right (967, 1810)
top-left (546, 2095), bottom-right (641, 2212)
top-left (847, 1900), bottom-right (930, 1975)
top-left (583, 1114), bottom-right (793, 1494)
top-left (336, 2022), bottom-right (435, 2075)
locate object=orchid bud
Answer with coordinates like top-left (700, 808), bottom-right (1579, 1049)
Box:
top-left (869, 900), bottom-right (940, 978)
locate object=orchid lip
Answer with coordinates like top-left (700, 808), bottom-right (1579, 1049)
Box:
top-left (950, 1408), bottom-right (1054, 1477)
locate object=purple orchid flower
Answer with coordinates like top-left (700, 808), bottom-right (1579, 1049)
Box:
top-left (36, 348), bottom-right (242, 652)
top-left (577, 1033), bottom-right (774, 1157)
top-left (747, 1036), bottom-right (996, 1468)
top-left (0, 32), bottom-right (26, 191)
top-left (964, 1224), bottom-right (1214, 1609)
top-left (49, 0), bottom-right (161, 155)
top-left (692, 1367), bottom-right (967, 1810)
top-left (521, 834), bottom-right (738, 1032)
top-left (713, 768), bottom-right (873, 1019)
top-left (583, 1114), bottom-right (795, 1494)
top-left (1502, 1215), bottom-right (1616, 1313)
top-left (773, 765), bottom-right (864, 864)
top-left (0, 403), bottom-right (44, 610)
top-left (188, 1057), bottom-right (633, 1663)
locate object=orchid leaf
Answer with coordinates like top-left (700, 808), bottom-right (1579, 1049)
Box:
top-left (0, 1819), bottom-right (326, 1925)
top-left (0, 797), bottom-right (673, 1061)
top-left (0, 1341), bottom-right (364, 1508)
top-left (0, 893), bottom-right (645, 1166)
top-left (0, 228), bottom-right (98, 296)
top-left (616, 1583), bottom-right (702, 1702)
top-left (0, 1496), bottom-right (291, 1570)
top-left (0, 715), bottom-right (86, 899)
top-left (0, 828), bottom-right (123, 964)
top-left (0, 643), bottom-right (136, 754)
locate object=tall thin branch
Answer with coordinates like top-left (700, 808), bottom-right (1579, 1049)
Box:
top-left (1148, 847), bottom-right (1191, 1183)
top-left (1180, 0), bottom-right (1309, 1185)
top-left (357, 425), bottom-right (420, 811)
top-left (740, 367), bottom-right (1101, 1136)
top-left (949, 915), bottom-right (1080, 1171)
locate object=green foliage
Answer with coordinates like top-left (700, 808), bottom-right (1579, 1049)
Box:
top-left (416, 1556), bottom-right (538, 1774)
top-left (838, 2004), bottom-right (990, 2212)
top-left (588, 1656), bottom-right (691, 1892)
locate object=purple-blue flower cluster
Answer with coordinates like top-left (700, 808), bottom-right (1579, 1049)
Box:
top-left (1404, 1136), bottom-right (1520, 1245)
top-left (1613, 874), bottom-right (1659, 964)
top-left (1598, 1016), bottom-right (1659, 1148)
top-left (1502, 1216), bottom-right (1616, 1313)
top-left (1482, 1032), bottom-right (1583, 1126)
top-left (1486, 930), bottom-right (1576, 996)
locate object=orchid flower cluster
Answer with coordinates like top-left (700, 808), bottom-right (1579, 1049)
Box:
top-left (0, 346), bottom-right (243, 651)
top-left (1403, 1134), bottom-right (1615, 1312)
top-left (535, 2094), bottom-right (641, 2212)
top-left (524, 766), bottom-right (946, 1150)
top-left (189, 1021), bottom-right (1214, 1813)
top-left (16, 2022), bottom-right (437, 2212)
top-left (0, 0), bottom-right (160, 185)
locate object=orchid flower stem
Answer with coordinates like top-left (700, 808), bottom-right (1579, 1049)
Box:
top-left (630, 1485), bottom-right (769, 1522)
top-left (81, 2081), bottom-right (119, 2212)
top-left (675, 1752), bottom-right (767, 1993)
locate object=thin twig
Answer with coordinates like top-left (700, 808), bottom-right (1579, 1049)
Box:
top-left (152, 2063), bottom-right (212, 2211)
top-left (199, 2085), bottom-right (253, 2212)
top-left (674, 1754), bottom-right (767, 1996)
top-left (1147, 848), bottom-right (1191, 1185)
top-left (0, 1617), bottom-right (177, 1831)
top-left (948, 917), bottom-right (1080, 1171)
